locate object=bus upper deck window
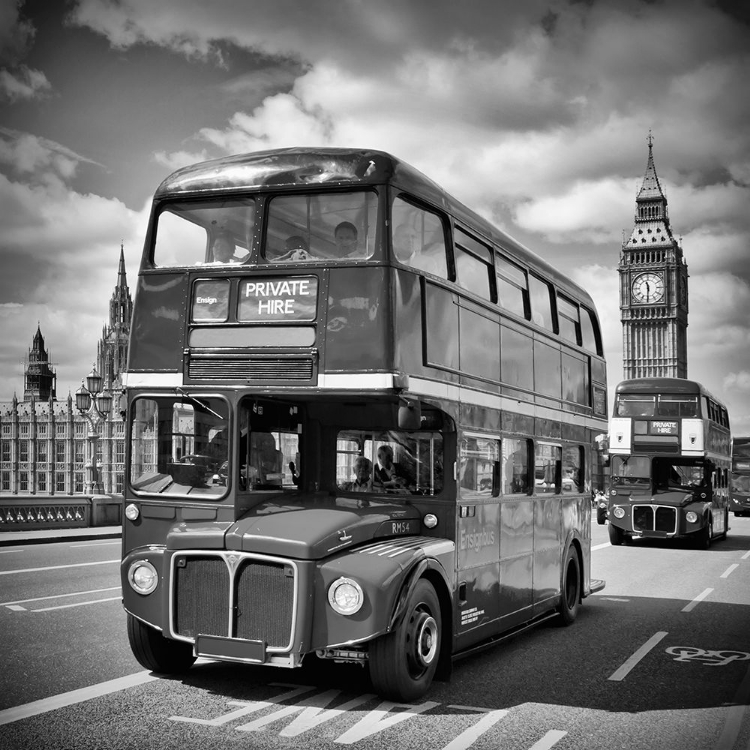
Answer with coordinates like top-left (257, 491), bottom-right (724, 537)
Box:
top-left (153, 199), bottom-right (256, 268)
top-left (265, 191), bottom-right (378, 262)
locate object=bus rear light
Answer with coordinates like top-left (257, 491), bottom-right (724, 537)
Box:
top-left (125, 503), bottom-right (140, 521)
top-left (328, 577), bottom-right (364, 616)
top-left (685, 511), bottom-right (698, 524)
top-left (613, 506), bottom-right (626, 519)
top-left (128, 560), bottom-right (158, 595)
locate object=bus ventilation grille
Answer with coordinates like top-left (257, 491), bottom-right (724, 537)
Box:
top-left (173, 554), bottom-right (295, 649)
top-left (187, 354), bottom-right (314, 380)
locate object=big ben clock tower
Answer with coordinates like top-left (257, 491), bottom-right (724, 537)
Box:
top-left (619, 134), bottom-right (689, 378)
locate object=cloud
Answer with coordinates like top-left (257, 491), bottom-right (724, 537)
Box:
top-left (0, 130), bottom-right (148, 401)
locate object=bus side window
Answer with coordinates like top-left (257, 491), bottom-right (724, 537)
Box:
top-left (528, 275), bottom-right (555, 331)
top-left (535, 443), bottom-right (561, 494)
top-left (391, 195), bottom-right (448, 278)
top-left (502, 438), bottom-right (530, 494)
top-left (459, 436), bottom-right (499, 499)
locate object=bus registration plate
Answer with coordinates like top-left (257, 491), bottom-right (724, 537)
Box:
top-left (195, 634), bottom-right (266, 663)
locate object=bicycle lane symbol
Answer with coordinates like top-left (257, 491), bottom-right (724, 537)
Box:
top-left (665, 647), bottom-right (750, 667)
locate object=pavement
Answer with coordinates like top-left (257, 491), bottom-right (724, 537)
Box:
top-left (0, 525), bottom-right (122, 547)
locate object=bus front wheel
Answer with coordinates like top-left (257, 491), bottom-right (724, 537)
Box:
top-left (558, 546), bottom-right (581, 626)
top-left (608, 523), bottom-right (626, 546)
top-left (127, 613), bottom-right (196, 673)
top-left (369, 579), bottom-right (441, 702)
top-left (695, 515), bottom-right (713, 550)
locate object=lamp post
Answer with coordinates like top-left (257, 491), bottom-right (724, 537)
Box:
top-left (75, 367), bottom-right (113, 495)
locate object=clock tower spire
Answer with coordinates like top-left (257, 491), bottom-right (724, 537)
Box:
top-left (619, 133), bottom-right (689, 378)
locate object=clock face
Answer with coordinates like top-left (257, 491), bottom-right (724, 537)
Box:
top-left (632, 272), bottom-right (665, 304)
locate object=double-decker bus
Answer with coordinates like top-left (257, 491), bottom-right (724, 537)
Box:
top-left (603, 377), bottom-right (731, 547)
top-left (121, 147), bottom-right (607, 701)
top-left (730, 437), bottom-right (750, 516)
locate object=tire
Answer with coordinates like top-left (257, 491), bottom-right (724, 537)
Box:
top-left (608, 523), bottom-right (625, 546)
top-left (127, 613), bottom-right (196, 673)
top-left (558, 545), bottom-right (581, 626)
top-left (695, 515), bottom-right (713, 550)
top-left (369, 579), bottom-right (441, 702)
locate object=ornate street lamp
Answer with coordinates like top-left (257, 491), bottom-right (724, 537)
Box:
top-left (75, 367), bottom-right (112, 494)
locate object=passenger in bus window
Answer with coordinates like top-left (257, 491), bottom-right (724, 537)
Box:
top-left (247, 432), bottom-right (283, 485)
top-left (373, 445), bottom-right (408, 489)
top-left (340, 456), bottom-right (373, 492)
top-left (212, 232), bottom-right (248, 263)
top-left (278, 235), bottom-right (312, 261)
top-left (393, 223), bottom-right (418, 263)
top-left (334, 221), bottom-right (359, 257)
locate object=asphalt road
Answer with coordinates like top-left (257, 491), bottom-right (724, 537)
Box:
top-left (0, 519), bottom-right (749, 750)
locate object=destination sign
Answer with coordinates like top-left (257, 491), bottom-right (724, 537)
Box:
top-left (238, 276), bottom-right (318, 322)
top-left (650, 421), bottom-right (678, 435)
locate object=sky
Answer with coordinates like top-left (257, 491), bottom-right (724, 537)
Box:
top-left (1, 0), bottom-right (749, 432)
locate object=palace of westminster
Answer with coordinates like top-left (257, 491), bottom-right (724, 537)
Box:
top-left (0, 137), bottom-right (689, 501)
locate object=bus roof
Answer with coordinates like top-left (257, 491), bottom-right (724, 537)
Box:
top-left (154, 147), bottom-right (593, 309)
top-left (614, 377), bottom-right (725, 406)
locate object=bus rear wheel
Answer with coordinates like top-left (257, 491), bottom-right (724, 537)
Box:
top-left (369, 579), bottom-right (441, 702)
top-left (558, 545), bottom-right (581, 626)
top-left (127, 613), bottom-right (196, 673)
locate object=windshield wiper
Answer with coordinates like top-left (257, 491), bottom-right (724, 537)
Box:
top-left (176, 387), bottom-right (224, 419)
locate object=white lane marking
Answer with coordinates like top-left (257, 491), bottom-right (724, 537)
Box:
top-left (330, 700), bottom-right (440, 744)
top-left (1, 586), bottom-right (121, 608)
top-left (7, 604), bottom-right (25, 611)
top-left (720, 564), bottom-right (739, 579)
top-left (742, 550), bottom-right (750, 560)
top-left (682, 588), bottom-right (713, 613)
top-left (600, 597), bottom-right (630, 602)
top-left (591, 542), bottom-right (610, 551)
top-left (528, 730), bottom-right (568, 750)
top-left (0, 549), bottom-right (24, 554)
top-left (441, 707), bottom-right (508, 750)
top-left (0, 671), bottom-right (158, 726)
top-left (33, 596), bottom-right (121, 612)
top-left (608, 631), bottom-right (668, 681)
top-left (70, 541), bottom-right (120, 548)
top-left (0, 559), bottom-right (119, 575)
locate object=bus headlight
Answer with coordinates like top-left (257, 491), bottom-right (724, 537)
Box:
top-left (125, 503), bottom-right (140, 521)
top-left (128, 560), bottom-right (158, 595)
top-left (327, 577), bottom-right (364, 615)
top-left (613, 506), bottom-right (626, 519)
top-left (685, 511), bottom-right (698, 524)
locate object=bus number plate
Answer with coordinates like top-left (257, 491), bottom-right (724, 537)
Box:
top-left (195, 634), bottom-right (266, 663)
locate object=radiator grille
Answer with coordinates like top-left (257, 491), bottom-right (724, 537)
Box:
top-left (172, 553), bottom-right (296, 650)
top-left (632, 505), bottom-right (676, 534)
top-left (235, 562), bottom-right (295, 644)
top-left (174, 557), bottom-right (229, 638)
top-left (187, 353), bottom-right (314, 380)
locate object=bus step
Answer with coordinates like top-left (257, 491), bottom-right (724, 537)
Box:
top-left (589, 579), bottom-right (606, 594)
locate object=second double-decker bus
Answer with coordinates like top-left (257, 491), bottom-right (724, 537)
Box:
top-left (121, 147), bottom-right (607, 701)
top-left (730, 437), bottom-right (750, 516)
top-left (603, 377), bottom-right (731, 547)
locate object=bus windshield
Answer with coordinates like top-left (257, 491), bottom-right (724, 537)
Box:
top-left (611, 455), bottom-right (651, 486)
top-left (153, 189), bottom-right (378, 267)
top-left (615, 393), bottom-right (698, 418)
top-left (130, 396), bottom-right (229, 497)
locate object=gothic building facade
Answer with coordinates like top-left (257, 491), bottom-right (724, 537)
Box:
top-left (0, 245), bottom-right (132, 497)
top-left (619, 135), bottom-right (689, 378)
